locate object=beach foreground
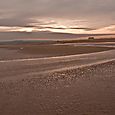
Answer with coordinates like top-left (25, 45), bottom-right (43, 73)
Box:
top-left (0, 42), bottom-right (115, 115)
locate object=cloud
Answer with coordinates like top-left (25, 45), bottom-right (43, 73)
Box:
top-left (41, 26), bottom-right (96, 31)
top-left (0, 0), bottom-right (115, 34)
top-left (91, 25), bottom-right (115, 34)
top-left (69, 27), bottom-right (96, 31)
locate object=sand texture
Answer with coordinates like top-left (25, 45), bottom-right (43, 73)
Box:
top-left (0, 41), bottom-right (115, 115)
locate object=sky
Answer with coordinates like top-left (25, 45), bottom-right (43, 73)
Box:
top-left (0, 0), bottom-right (115, 36)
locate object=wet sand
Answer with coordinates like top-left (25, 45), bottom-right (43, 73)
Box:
top-left (0, 44), bottom-right (114, 60)
top-left (0, 42), bottom-right (115, 115)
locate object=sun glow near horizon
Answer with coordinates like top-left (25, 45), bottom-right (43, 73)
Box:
top-left (0, 18), bottom-right (115, 34)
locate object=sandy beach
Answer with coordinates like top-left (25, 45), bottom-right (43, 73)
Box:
top-left (1, 0), bottom-right (115, 114)
top-left (1, 60), bottom-right (115, 115)
top-left (0, 42), bottom-right (114, 60)
top-left (0, 41), bottom-right (115, 115)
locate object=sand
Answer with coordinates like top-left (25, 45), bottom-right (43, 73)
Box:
top-left (0, 41), bottom-right (115, 115)
top-left (0, 60), bottom-right (115, 115)
top-left (0, 44), bottom-right (114, 60)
